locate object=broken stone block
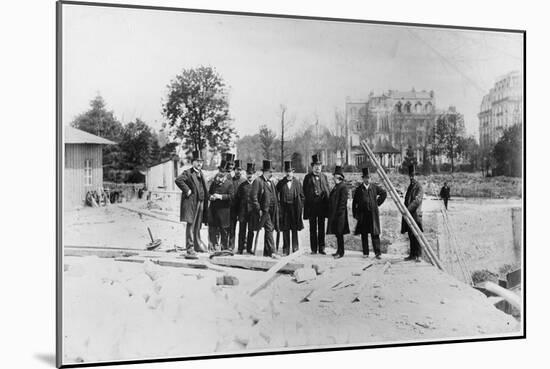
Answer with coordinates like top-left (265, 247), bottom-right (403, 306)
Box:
top-left (216, 275), bottom-right (239, 286)
top-left (294, 267), bottom-right (317, 283)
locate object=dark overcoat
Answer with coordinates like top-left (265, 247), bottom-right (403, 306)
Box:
top-left (207, 177), bottom-right (234, 228)
top-left (248, 175), bottom-right (279, 232)
top-left (439, 185), bottom-right (451, 200)
top-left (401, 179), bottom-right (424, 234)
top-left (326, 181), bottom-right (350, 235)
top-left (230, 176), bottom-right (246, 220)
top-left (276, 176), bottom-right (305, 231)
top-left (235, 180), bottom-right (253, 222)
top-left (175, 168), bottom-right (208, 224)
top-left (352, 183), bottom-right (387, 236)
top-left (302, 172), bottom-right (330, 219)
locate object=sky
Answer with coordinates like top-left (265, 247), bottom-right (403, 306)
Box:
top-left (62, 4), bottom-right (523, 139)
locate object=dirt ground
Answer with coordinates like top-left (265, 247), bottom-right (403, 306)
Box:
top-left (62, 194), bottom-right (522, 364)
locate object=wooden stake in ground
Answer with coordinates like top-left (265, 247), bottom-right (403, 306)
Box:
top-left (248, 248), bottom-right (306, 297)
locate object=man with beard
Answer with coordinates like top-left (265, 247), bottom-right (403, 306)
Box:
top-left (276, 161), bottom-right (305, 255)
top-left (207, 160), bottom-right (234, 251)
top-left (174, 150), bottom-right (208, 256)
top-left (249, 160), bottom-right (279, 257)
top-left (401, 165), bottom-right (424, 262)
top-left (327, 166), bottom-right (350, 259)
top-left (302, 154), bottom-right (330, 255)
top-left (352, 167), bottom-right (387, 259)
top-left (235, 163), bottom-right (256, 254)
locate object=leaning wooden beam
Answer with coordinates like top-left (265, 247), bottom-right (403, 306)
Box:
top-left (476, 281), bottom-right (521, 310)
top-left (209, 254), bottom-right (310, 274)
top-left (360, 140), bottom-right (445, 271)
top-left (118, 204), bottom-right (181, 224)
top-left (248, 249), bottom-right (307, 297)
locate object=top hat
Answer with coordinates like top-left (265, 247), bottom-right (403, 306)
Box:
top-left (333, 166), bottom-right (345, 179)
top-left (234, 159), bottom-right (242, 170)
top-left (284, 161), bottom-right (294, 172)
top-left (311, 154), bottom-right (322, 166)
top-left (218, 159), bottom-right (228, 171)
top-left (408, 164), bottom-right (416, 176)
top-left (224, 153), bottom-right (235, 164)
top-left (361, 167), bottom-right (370, 177)
top-left (261, 160), bottom-right (274, 172)
top-left (191, 150), bottom-right (203, 162)
top-left (246, 163), bottom-right (255, 174)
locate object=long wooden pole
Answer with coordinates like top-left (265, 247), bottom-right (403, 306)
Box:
top-left (359, 141), bottom-right (445, 271)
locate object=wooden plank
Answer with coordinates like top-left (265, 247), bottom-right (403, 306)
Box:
top-left (248, 249), bottom-right (307, 297)
top-left (118, 204), bottom-right (181, 224)
top-left (209, 255), bottom-right (307, 273)
top-left (477, 281), bottom-right (521, 310)
top-left (64, 248), bottom-right (139, 258)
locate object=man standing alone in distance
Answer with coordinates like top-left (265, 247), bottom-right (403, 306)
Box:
top-left (327, 166), bottom-right (350, 259)
top-left (401, 165), bottom-right (424, 262)
top-left (175, 150), bottom-right (208, 256)
top-left (276, 161), bottom-right (305, 255)
top-left (352, 167), bottom-right (387, 259)
top-left (439, 181), bottom-right (451, 210)
top-left (302, 154), bottom-right (330, 255)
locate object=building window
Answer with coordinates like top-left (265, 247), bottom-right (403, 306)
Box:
top-left (84, 159), bottom-right (92, 186)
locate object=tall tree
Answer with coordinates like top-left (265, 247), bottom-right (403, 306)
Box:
top-left (493, 124), bottom-right (522, 177)
top-left (162, 66), bottom-right (236, 154)
top-left (434, 108), bottom-right (465, 172)
top-left (258, 125), bottom-right (277, 160)
top-left (236, 134), bottom-right (262, 164)
top-left (118, 119), bottom-right (156, 170)
top-left (70, 95), bottom-right (124, 173)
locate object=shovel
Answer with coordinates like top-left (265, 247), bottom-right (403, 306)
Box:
top-left (138, 213), bottom-right (162, 250)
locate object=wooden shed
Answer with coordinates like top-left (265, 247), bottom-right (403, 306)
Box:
top-left (64, 126), bottom-right (115, 208)
top-left (145, 158), bottom-right (180, 192)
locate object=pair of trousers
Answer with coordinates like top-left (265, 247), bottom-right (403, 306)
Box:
top-left (262, 213), bottom-right (275, 257)
top-left (309, 216), bottom-right (326, 253)
top-left (443, 198), bottom-right (449, 209)
top-left (407, 220), bottom-right (423, 258)
top-left (228, 215), bottom-right (237, 250)
top-left (335, 233), bottom-right (345, 256)
top-left (361, 233), bottom-right (381, 256)
top-left (282, 229), bottom-right (298, 255)
top-left (185, 201), bottom-right (205, 252)
top-left (209, 226), bottom-right (230, 250)
top-left (238, 216), bottom-right (254, 253)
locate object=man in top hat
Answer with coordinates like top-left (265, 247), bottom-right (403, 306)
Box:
top-left (439, 181), bottom-right (451, 210)
top-left (302, 154), bottom-right (330, 254)
top-left (229, 159), bottom-right (246, 251)
top-left (401, 165), bottom-right (424, 262)
top-left (275, 161), bottom-right (305, 255)
top-left (175, 150), bottom-right (208, 255)
top-left (352, 167), bottom-right (387, 259)
top-left (207, 160), bottom-right (235, 251)
top-left (235, 163), bottom-right (256, 254)
top-left (249, 159), bottom-right (280, 257)
top-left (327, 166), bottom-right (350, 259)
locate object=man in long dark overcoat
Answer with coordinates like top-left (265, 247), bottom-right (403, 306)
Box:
top-left (207, 161), bottom-right (234, 251)
top-left (439, 182), bottom-right (451, 210)
top-left (229, 159), bottom-right (245, 251)
top-left (276, 161), bottom-right (305, 255)
top-left (352, 167), bottom-right (387, 259)
top-left (235, 163), bottom-right (256, 254)
top-left (249, 160), bottom-right (279, 257)
top-left (401, 165), bottom-right (424, 262)
top-left (327, 166), bottom-right (350, 259)
top-left (174, 150), bottom-right (208, 255)
top-left (302, 154), bottom-right (330, 254)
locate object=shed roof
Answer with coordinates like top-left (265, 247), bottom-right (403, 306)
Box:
top-left (65, 126), bottom-right (115, 145)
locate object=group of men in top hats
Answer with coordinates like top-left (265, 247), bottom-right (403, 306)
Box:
top-left (175, 150), bottom-right (424, 262)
